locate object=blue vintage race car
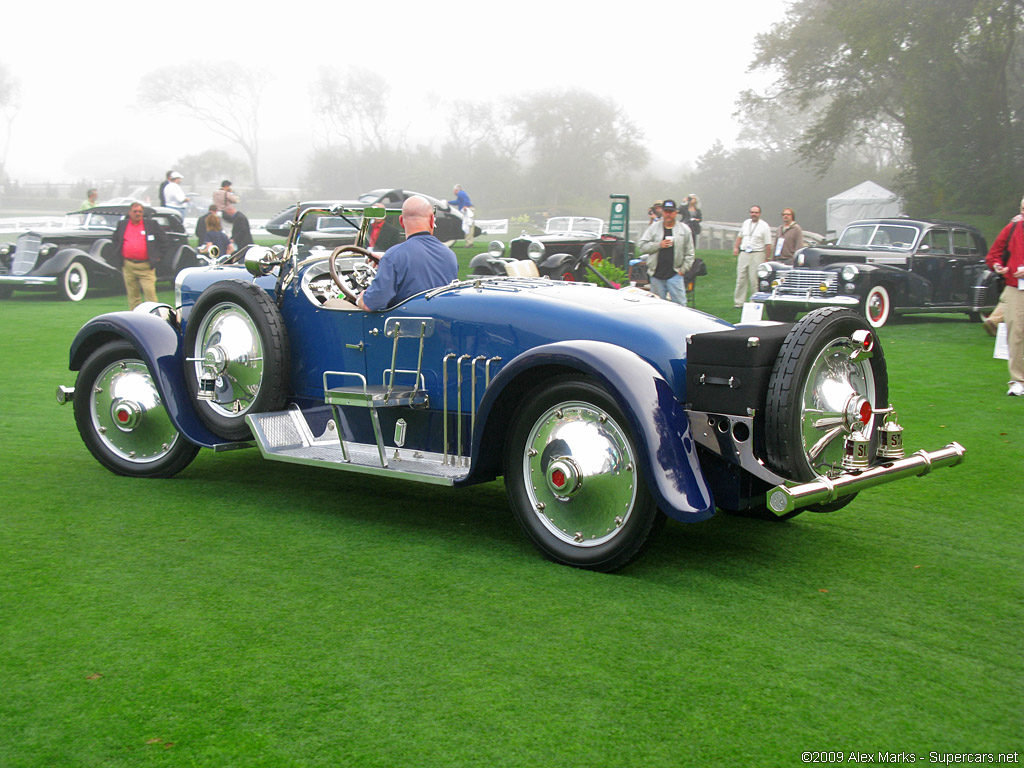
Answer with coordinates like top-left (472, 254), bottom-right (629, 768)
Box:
top-left (59, 204), bottom-right (965, 571)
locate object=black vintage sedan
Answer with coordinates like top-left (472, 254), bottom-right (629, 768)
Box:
top-left (752, 218), bottom-right (1002, 327)
top-left (0, 205), bottom-right (197, 301)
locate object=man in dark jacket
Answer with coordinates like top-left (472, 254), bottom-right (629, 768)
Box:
top-left (230, 209), bottom-right (254, 252)
top-left (112, 202), bottom-right (167, 309)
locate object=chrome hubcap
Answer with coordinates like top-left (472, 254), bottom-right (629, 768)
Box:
top-left (90, 360), bottom-right (178, 461)
top-left (191, 303), bottom-right (265, 417)
top-left (799, 337), bottom-right (876, 477)
top-left (523, 401), bottom-right (636, 547)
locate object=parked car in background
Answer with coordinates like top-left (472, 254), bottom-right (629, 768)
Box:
top-left (60, 203), bottom-right (964, 572)
top-left (357, 189), bottom-right (479, 245)
top-left (470, 216), bottom-right (633, 281)
top-left (752, 217), bottom-right (1000, 327)
top-left (0, 205), bottom-right (197, 301)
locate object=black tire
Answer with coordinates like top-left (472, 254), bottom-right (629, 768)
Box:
top-left (504, 377), bottom-right (664, 572)
top-left (74, 340), bottom-right (199, 478)
top-left (765, 305), bottom-right (798, 322)
top-left (60, 261), bottom-right (89, 301)
top-left (764, 307), bottom-right (888, 484)
top-left (184, 280), bottom-right (290, 440)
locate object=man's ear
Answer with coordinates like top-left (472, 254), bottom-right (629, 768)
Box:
top-left (398, 215), bottom-right (404, 229)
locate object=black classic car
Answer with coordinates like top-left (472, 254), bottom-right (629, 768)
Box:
top-left (470, 216), bottom-right (633, 281)
top-left (0, 205), bottom-right (198, 301)
top-left (753, 218), bottom-right (1001, 327)
top-left (357, 189), bottom-right (479, 245)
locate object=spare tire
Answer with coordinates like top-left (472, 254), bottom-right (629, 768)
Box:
top-left (183, 279), bottom-right (290, 440)
top-left (763, 307), bottom-right (888, 482)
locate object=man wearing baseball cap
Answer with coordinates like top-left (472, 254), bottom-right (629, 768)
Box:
top-left (163, 172), bottom-right (189, 221)
top-left (636, 198), bottom-right (696, 306)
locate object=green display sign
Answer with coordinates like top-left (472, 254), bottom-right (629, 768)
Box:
top-left (608, 196), bottom-right (629, 234)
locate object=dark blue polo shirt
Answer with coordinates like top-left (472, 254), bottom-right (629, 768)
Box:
top-left (361, 231), bottom-right (459, 311)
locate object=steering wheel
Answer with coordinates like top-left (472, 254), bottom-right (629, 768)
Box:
top-left (329, 245), bottom-right (379, 302)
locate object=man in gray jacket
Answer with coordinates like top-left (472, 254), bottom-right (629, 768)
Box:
top-left (637, 198), bottom-right (695, 306)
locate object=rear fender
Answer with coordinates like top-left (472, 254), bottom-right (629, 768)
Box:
top-left (468, 253), bottom-right (505, 274)
top-left (69, 311), bottom-right (226, 448)
top-left (539, 251), bottom-right (578, 270)
top-left (464, 340), bottom-right (715, 522)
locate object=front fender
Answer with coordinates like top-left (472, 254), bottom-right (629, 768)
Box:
top-left (69, 311), bottom-right (227, 448)
top-left (463, 340), bottom-right (715, 522)
top-left (35, 248), bottom-right (115, 277)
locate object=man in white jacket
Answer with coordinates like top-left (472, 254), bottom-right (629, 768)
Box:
top-left (636, 199), bottom-right (695, 306)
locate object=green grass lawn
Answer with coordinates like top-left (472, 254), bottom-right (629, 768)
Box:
top-left (0, 255), bottom-right (1020, 767)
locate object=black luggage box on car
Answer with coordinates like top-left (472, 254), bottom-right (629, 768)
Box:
top-left (685, 323), bottom-right (793, 416)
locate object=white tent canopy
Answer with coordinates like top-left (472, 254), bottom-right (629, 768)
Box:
top-left (826, 181), bottom-right (903, 236)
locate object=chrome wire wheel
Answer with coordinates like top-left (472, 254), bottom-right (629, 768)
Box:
top-left (505, 378), bottom-right (662, 572)
top-left (183, 280), bottom-right (289, 442)
top-left (765, 307), bottom-right (889, 485)
top-left (190, 301), bottom-right (266, 419)
top-left (797, 337), bottom-right (876, 478)
top-left (522, 400), bottom-right (638, 547)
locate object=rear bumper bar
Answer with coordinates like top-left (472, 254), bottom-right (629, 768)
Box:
top-left (766, 442), bottom-right (965, 515)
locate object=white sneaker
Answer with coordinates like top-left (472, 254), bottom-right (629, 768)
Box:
top-left (1007, 381), bottom-right (1024, 396)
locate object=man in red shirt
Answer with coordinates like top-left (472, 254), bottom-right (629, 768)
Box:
top-left (986, 195), bottom-right (1024, 396)
top-left (112, 202), bottom-right (167, 309)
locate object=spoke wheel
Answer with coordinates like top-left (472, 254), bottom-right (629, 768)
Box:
top-left (765, 306), bottom-right (888, 485)
top-left (863, 284), bottom-right (891, 327)
top-left (60, 261), bottom-right (89, 301)
top-left (184, 280), bottom-right (289, 440)
top-left (504, 377), bottom-right (663, 572)
top-left (74, 340), bottom-right (198, 477)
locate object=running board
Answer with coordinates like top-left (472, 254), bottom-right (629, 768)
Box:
top-left (246, 406), bottom-right (467, 486)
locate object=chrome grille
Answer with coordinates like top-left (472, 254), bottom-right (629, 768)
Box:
top-left (776, 269), bottom-right (838, 296)
top-left (13, 233), bottom-right (41, 275)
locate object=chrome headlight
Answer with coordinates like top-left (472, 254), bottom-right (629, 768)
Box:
top-left (841, 264), bottom-right (860, 282)
top-left (756, 263), bottom-right (772, 279)
top-left (0, 243), bottom-right (11, 256)
top-left (488, 240), bottom-right (505, 258)
top-left (527, 240), bottom-right (545, 260)
top-left (39, 243), bottom-right (57, 257)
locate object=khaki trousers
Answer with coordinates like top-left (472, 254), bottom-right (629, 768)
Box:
top-left (734, 250), bottom-right (762, 307)
top-left (123, 259), bottom-right (158, 310)
top-left (1003, 285), bottom-right (1024, 383)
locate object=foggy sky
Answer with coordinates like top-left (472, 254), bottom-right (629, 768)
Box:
top-left (1, 0), bottom-right (792, 187)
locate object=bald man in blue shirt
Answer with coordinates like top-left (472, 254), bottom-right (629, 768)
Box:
top-left (358, 195), bottom-right (459, 311)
